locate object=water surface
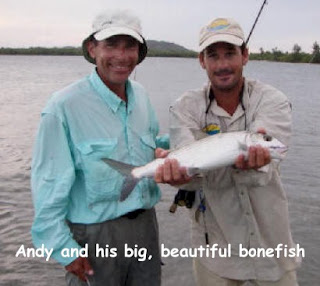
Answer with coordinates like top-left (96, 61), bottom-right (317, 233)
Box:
top-left (0, 55), bottom-right (319, 285)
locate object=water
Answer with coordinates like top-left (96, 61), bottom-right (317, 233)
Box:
top-left (0, 55), bottom-right (319, 286)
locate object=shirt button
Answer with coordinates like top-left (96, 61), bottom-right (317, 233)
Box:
top-left (250, 232), bottom-right (254, 236)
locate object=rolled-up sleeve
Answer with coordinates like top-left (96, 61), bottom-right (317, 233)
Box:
top-left (31, 113), bottom-right (80, 266)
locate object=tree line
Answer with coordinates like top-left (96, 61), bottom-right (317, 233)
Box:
top-left (0, 46), bottom-right (82, 56)
top-left (0, 46), bottom-right (196, 58)
top-left (0, 41), bottom-right (319, 64)
top-left (250, 42), bottom-right (320, 64)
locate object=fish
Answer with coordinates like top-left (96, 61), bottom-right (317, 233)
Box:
top-left (102, 131), bottom-right (287, 201)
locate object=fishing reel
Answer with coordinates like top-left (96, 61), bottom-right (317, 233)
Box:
top-left (169, 189), bottom-right (196, 213)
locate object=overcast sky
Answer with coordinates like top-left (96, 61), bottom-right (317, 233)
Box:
top-left (0, 0), bottom-right (319, 53)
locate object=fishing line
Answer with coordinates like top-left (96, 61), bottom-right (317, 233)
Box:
top-left (246, 0), bottom-right (268, 45)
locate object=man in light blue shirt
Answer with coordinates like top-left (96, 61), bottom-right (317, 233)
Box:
top-left (31, 10), bottom-right (166, 286)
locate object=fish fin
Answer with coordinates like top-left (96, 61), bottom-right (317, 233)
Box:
top-left (119, 177), bottom-right (140, 201)
top-left (101, 158), bottom-right (137, 176)
top-left (101, 158), bottom-right (140, 202)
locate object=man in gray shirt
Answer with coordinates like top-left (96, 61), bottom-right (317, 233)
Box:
top-left (155, 18), bottom-right (300, 286)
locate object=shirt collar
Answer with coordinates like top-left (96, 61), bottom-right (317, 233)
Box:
top-left (89, 69), bottom-right (135, 113)
top-left (206, 82), bottom-right (245, 121)
top-left (206, 79), bottom-right (248, 117)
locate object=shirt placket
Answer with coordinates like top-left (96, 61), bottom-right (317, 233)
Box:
top-left (118, 102), bottom-right (132, 161)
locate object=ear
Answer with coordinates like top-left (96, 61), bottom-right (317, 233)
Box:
top-left (87, 40), bottom-right (97, 60)
top-left (242, 47), bottom-right (249, 66)
top-left (198, 52), bottom-right (206, 69)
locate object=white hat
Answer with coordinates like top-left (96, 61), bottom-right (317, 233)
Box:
top-left (199, 18), bottom-right (245, 52)
top-left (82, 10), bottom-right (147, 64)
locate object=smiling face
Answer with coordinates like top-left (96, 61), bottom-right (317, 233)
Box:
top-left (87, 35), bottom-right (139, 91)
top-left (199, 42), bottom-right (249, 93)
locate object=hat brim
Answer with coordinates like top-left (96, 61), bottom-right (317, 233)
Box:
top-left (82, 37), bottom-right (96, 64)
top-left (94, 27), bottom-right (144, 44)
top-left (199, 34), bottom-right (244, 52)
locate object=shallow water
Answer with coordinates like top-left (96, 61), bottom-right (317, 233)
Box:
top-left (0, 56), bottom-right (319, 285)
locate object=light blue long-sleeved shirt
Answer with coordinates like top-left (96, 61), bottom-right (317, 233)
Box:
top-left (31, 69), bottom-right (166, 266)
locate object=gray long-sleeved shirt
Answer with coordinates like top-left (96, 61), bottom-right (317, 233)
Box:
top-left (170, 78), bottom-right (300, 281)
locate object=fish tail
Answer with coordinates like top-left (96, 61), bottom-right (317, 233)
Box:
top-left (101, 158), bottom-right (140, 201)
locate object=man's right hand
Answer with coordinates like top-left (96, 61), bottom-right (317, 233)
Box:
top-left (65, 257), bottom-right (94, 282)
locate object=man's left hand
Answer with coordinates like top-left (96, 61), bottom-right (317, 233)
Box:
top-left (235, 145), bottom-right (271, 170)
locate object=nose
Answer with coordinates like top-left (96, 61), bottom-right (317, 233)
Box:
top-left (114, 46), bottom-right (127, 58)
top-left (216, 57), bottom-right (229, 70)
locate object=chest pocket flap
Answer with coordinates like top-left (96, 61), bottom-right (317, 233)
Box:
top-left (75, 138), bottom-right (121, 204)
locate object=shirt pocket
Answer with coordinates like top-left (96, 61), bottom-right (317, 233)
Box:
top-left (75, 139), bottom-right (123, 205)
top-left (140, 133), bottom-right (156, 162)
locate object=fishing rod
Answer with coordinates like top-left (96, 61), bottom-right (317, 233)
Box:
top-left (246, 0), bottom-right (268, 45)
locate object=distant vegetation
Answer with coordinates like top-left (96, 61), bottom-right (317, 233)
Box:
top-left (250, 42), bottom-right (320, 64)
top-left (0, 40), bottom-right (197, 58)
top-left (0, 46), bottom-right (82, 56)
top-left (1, 40), bottom-right (319, 64)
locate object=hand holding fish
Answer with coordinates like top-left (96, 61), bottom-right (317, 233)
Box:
top-left (234, 128), bottom-right (271, 170)
top-left (154, 148), bottom-right (192, 185)
top-left (235, 145), bottom-right (271, 170)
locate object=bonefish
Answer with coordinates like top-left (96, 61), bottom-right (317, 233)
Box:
top-left (102, 131), bottom-right (287, 201)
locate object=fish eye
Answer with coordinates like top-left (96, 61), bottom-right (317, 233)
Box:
top-left (263, 134), bottom-right (272, 141)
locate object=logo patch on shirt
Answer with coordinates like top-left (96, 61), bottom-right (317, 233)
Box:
top-left (202, 124), bottom-right (220, 135)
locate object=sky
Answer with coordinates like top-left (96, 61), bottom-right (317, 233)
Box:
top-left (0, 0), bottom-right (319, 53)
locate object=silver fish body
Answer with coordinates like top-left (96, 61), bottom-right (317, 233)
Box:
top-left (132, 131), bottom-right (286, 178)
top-left (102, 131), bottom-right (287, 201)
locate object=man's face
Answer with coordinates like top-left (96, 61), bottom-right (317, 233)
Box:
top-left (87, 35), bottom-right (139, 88)
top-left (199, 42), bottom-right (248, 92)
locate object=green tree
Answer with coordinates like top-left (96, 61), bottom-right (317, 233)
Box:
top-left (291, 44), bottom-right (302, 62)
top-left (271, 47), bottom-right (283, 61)
top-left (293, 44), bottom-right (301, 54)
top-left (310, 41), bottom-right (320, 63)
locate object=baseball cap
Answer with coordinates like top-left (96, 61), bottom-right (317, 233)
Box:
top-left (82, 9), bottom-right (147, 64)
top-left (199, 18), bottom-right (245, 52)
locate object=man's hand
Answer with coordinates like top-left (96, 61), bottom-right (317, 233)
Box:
top-left (235, 128), bottom-right (271, 170)
top-left (235, 145), bottom-right (271, 170)
top-left (154, 148), bottom-right (191, 185)
top-left (65, 257), bottom-right (94, 282)
top-left (155, 148), bottom-right (169, 159)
